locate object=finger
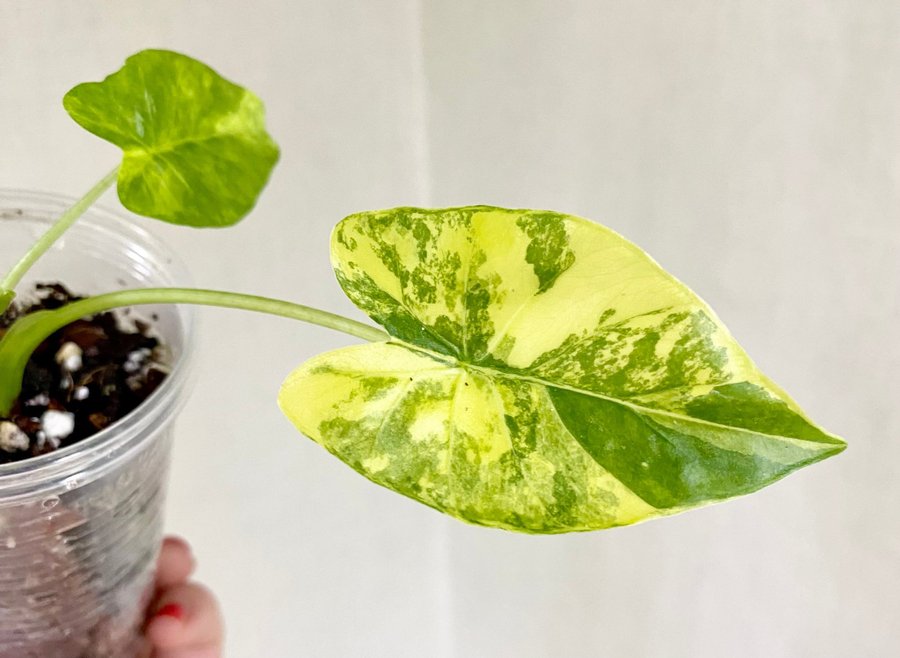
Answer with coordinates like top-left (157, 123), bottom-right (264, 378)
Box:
top-left (136, 638), bottom-right (153, 658)
top-left (152, 646), bottom-right (221, 658)
top-left (155, 536), bottom-right (195, 589)
top-left (152, 645), bottom-right (221, 658)
top-left (145, 582), bottom-right (224, 655)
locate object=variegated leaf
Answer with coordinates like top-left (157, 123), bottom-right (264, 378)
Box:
top-left (279, 207), bottom-right (844, 533)
top-left (64, 49), bottom-right (279, 227)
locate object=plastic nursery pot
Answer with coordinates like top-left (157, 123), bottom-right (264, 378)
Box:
top-left (0, 191), bottom-right (193, 658)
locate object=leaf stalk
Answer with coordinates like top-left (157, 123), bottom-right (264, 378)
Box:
top-left (0, 166), bottom-right (120, 305)
top-left (0, 288), bottom-right (388, 415)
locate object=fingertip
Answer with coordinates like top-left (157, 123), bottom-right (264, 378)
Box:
top-left (156, 536), bottom-right (196, 587)
top-left (163, 535), bottom-right (192, 554)
top-left (147, 583), bottom-right (224, 651)
top-left (145, 612), bottom-right (184, 649)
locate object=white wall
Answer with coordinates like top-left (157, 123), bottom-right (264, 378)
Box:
top-left (1, 2), bottom-right (897, 656)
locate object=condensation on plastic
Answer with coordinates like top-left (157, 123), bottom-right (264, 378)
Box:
top-left (0, 191), bottom-right (193, 658)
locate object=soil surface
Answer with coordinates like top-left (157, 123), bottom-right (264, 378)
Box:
top-left (0, 283), bottom-right (169, 465)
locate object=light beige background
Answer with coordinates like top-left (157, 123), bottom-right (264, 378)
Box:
top-left (1, 2), bottom-right (898, 657)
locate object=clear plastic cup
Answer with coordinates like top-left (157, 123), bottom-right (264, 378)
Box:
top-left (0, 190), bottom-right (192, 657)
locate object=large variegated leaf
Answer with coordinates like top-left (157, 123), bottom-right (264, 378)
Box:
top-left (279, 206), bottom-right (845, 533)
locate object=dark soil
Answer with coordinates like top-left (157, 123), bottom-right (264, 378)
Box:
top-left (0, 283), bottom-right (169, 465)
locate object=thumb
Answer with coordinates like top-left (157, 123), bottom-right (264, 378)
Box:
top-left (145, 582), bottom-right (224, 658)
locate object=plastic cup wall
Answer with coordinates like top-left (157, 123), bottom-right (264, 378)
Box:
top-left (0, 191), bottom-right (192, 658)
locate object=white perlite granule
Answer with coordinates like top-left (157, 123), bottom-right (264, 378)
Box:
top-left (41, 410), bottom-right (75, 442)
top-left (123, 348), bottom-right (152, 374)
top-left (55, 341), bottom-right (83, 372)
top-left (0, 421), bottom-right (29, 452)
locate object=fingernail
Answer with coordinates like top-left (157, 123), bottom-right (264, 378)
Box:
top-left (156, 603), bottom-right (185, 621)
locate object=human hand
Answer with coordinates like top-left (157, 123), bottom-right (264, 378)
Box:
top-left (141, 536), bottom-right (224, 658)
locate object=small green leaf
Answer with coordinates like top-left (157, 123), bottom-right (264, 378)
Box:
top-left (279, 206), bottom-right (845, 533)
top-left (63, 49), bottom-right (279, 227)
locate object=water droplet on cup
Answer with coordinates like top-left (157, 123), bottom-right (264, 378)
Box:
top-left (5, 537), bottom-right (15, 549)
top-left (64, 476), bottom-right (82, 491)
top-left (41, 496), bottom-right (60, 510)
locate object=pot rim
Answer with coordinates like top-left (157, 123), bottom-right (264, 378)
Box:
top-left (0, 188), bottom-right (194, 494)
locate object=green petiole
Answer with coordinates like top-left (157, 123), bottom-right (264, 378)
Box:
top-left (0, 287), bottom-right (388, 415)
top-left (0, 166), bottom-right (120, 311)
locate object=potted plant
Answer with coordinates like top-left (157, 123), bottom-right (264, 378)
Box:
top-left (0, 192), bottom-right (193, 657)
top-left (0, 50), bottom-right (846, 656)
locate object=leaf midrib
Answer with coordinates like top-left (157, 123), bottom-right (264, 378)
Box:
top-left (126, 130), bottom-right (248, 158)
top-left (389, 338), bottom-right (843, 448)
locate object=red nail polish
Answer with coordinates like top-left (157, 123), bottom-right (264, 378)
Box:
top-left (156, 603), bottom-right (184, 621)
